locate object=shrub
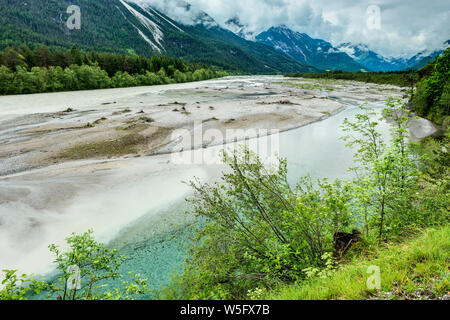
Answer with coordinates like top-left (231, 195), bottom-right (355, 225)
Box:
top-left (1, 230), bottom-right (149, 301)
top-left (162, 148), bottom-right (354, 299)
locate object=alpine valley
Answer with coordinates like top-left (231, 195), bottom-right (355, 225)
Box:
top-left (1, 0), bottom-right (447, 74)
top-left (1, 0), bottom-right (449, 304)
top-left (0, 0), bottom-right (315, 73)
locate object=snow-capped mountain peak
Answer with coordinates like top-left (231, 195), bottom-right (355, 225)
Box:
top-left (224, 17), bottom-right (256, 41)
top-left (336, 40), bottom-right (449, 71)
top-left (336, 43), bottom-right (370, 59)
top-left (410, 40), bottom-right (449, 62)
top-left (255, 26), bottom-right (365, 72)
top-left (116, 0), bottom-right (221, 53)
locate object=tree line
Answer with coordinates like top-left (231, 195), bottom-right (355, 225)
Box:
top-left (0, 44), bottom-right (228, 95)
top-left (412, 49), bottom-right (449, 124)
top-left (285, 70), bottom-right (419, 88)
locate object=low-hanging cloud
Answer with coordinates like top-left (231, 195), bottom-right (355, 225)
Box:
top-left (133, 0), bottom-right (450, 58)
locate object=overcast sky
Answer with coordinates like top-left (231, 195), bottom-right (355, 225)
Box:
top-left (139, 0), bottom-right (450, 58)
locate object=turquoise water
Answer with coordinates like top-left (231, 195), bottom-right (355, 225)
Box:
top-left (109, 220), bottom-right (198, 299)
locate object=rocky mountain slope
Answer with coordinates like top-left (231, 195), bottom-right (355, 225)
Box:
top-left (255, 26), bottom-right (365, 72)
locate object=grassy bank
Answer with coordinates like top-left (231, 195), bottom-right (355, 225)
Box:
top-left (264, 225), bottom-right (450, 300)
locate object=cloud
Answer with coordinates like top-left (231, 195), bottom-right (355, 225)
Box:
top-left (133, 0), bottom-right (450, 57)
top-left (131, 0), bottom-right (206, 26)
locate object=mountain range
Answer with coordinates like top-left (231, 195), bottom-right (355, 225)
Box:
top-left (0, 0), bottom-right (316, 74)
top-left (0, 0), bottom-right (447, 74)
top-left (336, 42), bottom-right (450, 72)
top-left (255, 26), bottom-right (365, 72)
top-left (223, 20), bottom-right (448, 73)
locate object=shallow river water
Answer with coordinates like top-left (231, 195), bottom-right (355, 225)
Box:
top-left (0, 76), bottom-right (394, 297)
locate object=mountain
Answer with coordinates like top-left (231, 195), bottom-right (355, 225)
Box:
top-left (144, 0), bottom-right (218, 28)
top-left (407, 40), bottom-right (450, 70)
top-left (254, 26), bottom-right (365, 72)
top-left (224, 17), bottom-right (257, 41)
top-left (222, 17), bottom-right (448, 73)
top-left (337, 41), bottom-right (450, 72)
top-left (336, 43), bottom-right (408, 72)
top-left (0, 0), bottom-right (315, 74)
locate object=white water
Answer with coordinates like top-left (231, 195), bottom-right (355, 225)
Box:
top-left (0, 157), bottom-right (209, 275)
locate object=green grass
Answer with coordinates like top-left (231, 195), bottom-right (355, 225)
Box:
top-left (58, 126), bottom-right (150, 160)
top-left (274, 81), bottom-right (335, 91)
top-left (264, 225), bottom-right (450, 300)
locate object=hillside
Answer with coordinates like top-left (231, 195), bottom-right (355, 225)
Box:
top-left (0, 0), bottom-right (313, 73)
top-left (409, 40), bottom-right (450, 70)
top-left (336, 42), bottom-right (450, 72)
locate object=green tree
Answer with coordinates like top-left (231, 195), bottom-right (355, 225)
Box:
top-left (413, 48), bottom-right (450, 123)
top-left (62, 66), bottom-right (79, 90)
top-left (48, 230), bottom-right (148, 300)
top-left (46, 66), bottom-right (65, 92)
top-left (342, 99), bottom-right (420, 239)
top-left (0, 270), bottom-right (47, 300)
top-left (70, 44), bottom-right (84, 65)
top-left (34, 44), bottom-right (52, 68)
top-left (0, 44), bottom-right (227, 95)
top-left (163, 98), bottom-right (448, 300)
top-left (0, 66), bottom-right (14, 94)
top-left (112, 71), bottom-right (137, 88)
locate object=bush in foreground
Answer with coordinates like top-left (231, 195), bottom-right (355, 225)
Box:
top-left (160, 99), bottom-right (449, 300)
top-left (0, 230), bottom-right (149, 300)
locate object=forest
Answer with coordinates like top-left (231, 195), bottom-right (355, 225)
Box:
top-left (0, 44), bottom-right (227, 95)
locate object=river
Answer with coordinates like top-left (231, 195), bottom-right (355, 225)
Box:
top-left (0, 76), bottom-right (398, 296)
